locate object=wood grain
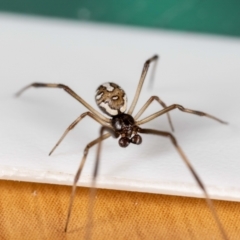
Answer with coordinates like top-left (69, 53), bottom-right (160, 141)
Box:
top-left (0, 180), bottom-right (239, 239)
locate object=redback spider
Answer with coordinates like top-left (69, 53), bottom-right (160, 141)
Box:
top-left (16, 55), bottom-right (228, 239)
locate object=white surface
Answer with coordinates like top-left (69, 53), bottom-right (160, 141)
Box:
top-left (0, 13), bottom-right (240, 201)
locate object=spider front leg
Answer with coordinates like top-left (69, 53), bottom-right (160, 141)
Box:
top-left (136, 104), bottom-right (228, 126)
top-left (15, 82), bottom-right (109, 122)
top-left (64, 132), bottom-right (112, 233)
top-left (128, 55), bottom-right (158, 115)
top-left (134, 95), bottom-right (174, 131)
top-left (49, 112), bottom-right (110, 156)
top-left (138, 128), bottom-right (228, 240)
top-left (84, 126), bottom-right (119, 239)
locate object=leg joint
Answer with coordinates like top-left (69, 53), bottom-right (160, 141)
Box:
top-left (167, 133), bottom-right (177, 145)
top-left (174, 104), bottom-right (184, 111)
top-left (150, 96), bottom-right (159, 100)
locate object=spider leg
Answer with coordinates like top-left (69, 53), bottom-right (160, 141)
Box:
top-left (64, 132), bottom-right (111, 233)
top-left (128, 55), bottom-right (158, 115)
top-left (136, 104), bottom-right (228, 126)
top-left (134, 96), bottom-right (174, 131)
top-left (138, 128), bottom-right (228, 240)
top-left (49, 112), bottom-right (110, 156)
top-left (15, 82), bottom-right (110, 122)
top-left (85, 126), bottom-right (119, 239)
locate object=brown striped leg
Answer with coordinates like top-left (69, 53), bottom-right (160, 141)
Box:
top-left (15, 82), bottom-right (110, 122)
top-left (134, 95), bottom-right (174, 131)
top-left (85, 126), bottom-right (119, 239)
top-left (128, 55), bottom-right (159, 115)
top-left (49, 112), bottom-right (110, 156)
top-left (136, 104), bottom-right (228, 126)
top-left (64, 132), bottom-right (111, 233)
top-left (138, 128), bottom-right (228, 240)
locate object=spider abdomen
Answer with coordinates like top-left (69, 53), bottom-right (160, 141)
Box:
top-left (95, 82), bottom-right (127, 116)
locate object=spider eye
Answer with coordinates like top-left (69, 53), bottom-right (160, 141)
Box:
top-left (95, 82), bottom-right (127, 116)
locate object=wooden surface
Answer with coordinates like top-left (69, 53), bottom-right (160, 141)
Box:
top-left (0, 180), bottom-right (240, 239)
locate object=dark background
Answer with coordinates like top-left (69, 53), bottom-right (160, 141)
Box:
top-left (1, 0), bottom-right (240, 37)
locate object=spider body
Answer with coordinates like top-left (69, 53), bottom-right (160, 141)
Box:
top-left (16, 55), bottom-right (228, 239)
top-left (96, 82), bottom-right (142, 147)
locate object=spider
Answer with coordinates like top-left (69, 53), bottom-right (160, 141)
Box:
top-left (16, 55), bottom-right (228, 239)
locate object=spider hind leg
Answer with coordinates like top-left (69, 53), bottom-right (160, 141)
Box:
top-left (138, 127), bottom-right (228, 240)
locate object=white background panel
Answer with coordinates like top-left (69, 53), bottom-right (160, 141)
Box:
top-left (0, 13), bottom-right (240, 201)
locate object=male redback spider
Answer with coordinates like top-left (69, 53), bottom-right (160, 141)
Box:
top-left (16, 55), bottom-right (228, 239)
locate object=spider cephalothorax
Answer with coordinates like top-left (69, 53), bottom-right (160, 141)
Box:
top-left (111, 113), bottom-right (142, 147)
